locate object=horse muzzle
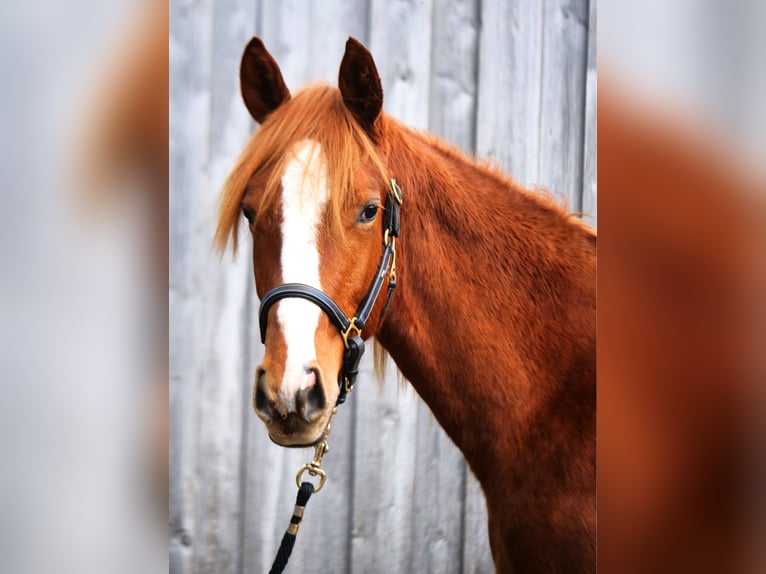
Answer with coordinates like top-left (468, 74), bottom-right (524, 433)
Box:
top-left (253, 364), bottom-right (336, 446)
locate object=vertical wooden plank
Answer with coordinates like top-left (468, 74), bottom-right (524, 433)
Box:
top-left (462, 472), bottom-right (494, 574)
top-left (170, 0), bottom-right (258, 572)
top-left (581, 0), bottom-right (597, 227)
top-left (349, 360), bottom-right (421, 573)
top-left (197, 2), bottom-right (261, 574)
top-left (259, 1), bottom-right (369, 87)
top-left (169, 0), bottom-right (214, 571)
top-left (306, 1), bottom-right (371, 81)
top-left (346, 3), bottom-right (434, 572)
top-left (536, 0), bottom-right (590, 211)
top-left (476, 0), bottom-right (544, 189)
top-left (239, 4), bottom-right (368, 573)
top-left (409, 410), bottom-right (469, 574)
top-left (415, 2), bottom-right (486, 573)
top-left (368, 0), bottom-right (434, 128)
top-left (476, 0), bottom-right (587, 210)
top-left (429, 0), bottom-right (481, 151)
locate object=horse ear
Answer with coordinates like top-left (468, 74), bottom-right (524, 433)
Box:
top-left (338, 37), bottom-right (383, 138)
top-left (240, 37), bottom-right (290, 124)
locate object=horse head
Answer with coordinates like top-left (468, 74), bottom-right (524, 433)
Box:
top-left (218, 37), bottom-right (395, 447)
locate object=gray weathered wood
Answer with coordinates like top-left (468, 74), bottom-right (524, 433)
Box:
top-left (476, 0), bottom-right (544, 190)
top-left (170, 0), bottom-right (596, 572)
top-left (169, 0), bottom-right (214, 571)
top-left (536, 0), bottom-right (590, 211)
top-left (368, 0), bottom-right (433, 128)
top-left (462, 470), bottom-right (493, 574)
top-left (170, 0), bottom-right (258, 573)
top-left (581, 0), bottom-right (597, 226)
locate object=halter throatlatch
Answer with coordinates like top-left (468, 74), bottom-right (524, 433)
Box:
top-left (258, 178), bottom-right (402, 405)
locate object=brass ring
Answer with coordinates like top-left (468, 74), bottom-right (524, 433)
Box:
top-left (296, 464), bottom-right (327, 492)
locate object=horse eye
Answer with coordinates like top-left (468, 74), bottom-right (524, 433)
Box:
top-left (357, 204), bottom-right (379, 224)
top-left (241, 204), bottom-right (255, 224)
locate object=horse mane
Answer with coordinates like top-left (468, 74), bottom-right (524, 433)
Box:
top-left (214, 85), bottom-right (390, 253)
top-left (383, 120), bottom-right (596, 239)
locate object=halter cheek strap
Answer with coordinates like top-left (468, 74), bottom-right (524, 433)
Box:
top-left (258, 179), bottom-right (402, 405)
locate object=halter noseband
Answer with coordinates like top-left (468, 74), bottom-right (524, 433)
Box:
top-left (258, 179), bottom-right (402, 405)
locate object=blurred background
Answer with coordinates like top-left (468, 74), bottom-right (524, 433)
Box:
top-left (169, 1), bottom-right (594, 573)
top-left (1, 0), bottom-right (763, 573)
top-left (599, 1), bottom-right (765, 572)
top-left (0, 1), bottom-right (167, 574)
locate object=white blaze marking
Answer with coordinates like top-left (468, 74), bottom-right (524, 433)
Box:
top-left (277, 140), bottom-right (329, 407)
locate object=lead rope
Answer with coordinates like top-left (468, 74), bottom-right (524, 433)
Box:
top-left (268, 408), bottom-right (336, 574)
top-left (268, 481), bottom-right (314, 574)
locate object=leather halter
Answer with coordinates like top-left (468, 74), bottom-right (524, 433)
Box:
top-left (258, 179), bottom-right (402, 405)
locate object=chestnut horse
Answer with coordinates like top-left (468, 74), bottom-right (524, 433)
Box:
top-left (215, 37), bottom-right (596, 573)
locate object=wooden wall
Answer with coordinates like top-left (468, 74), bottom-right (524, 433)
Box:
top-left (170, 1), bottom-right (596, 572)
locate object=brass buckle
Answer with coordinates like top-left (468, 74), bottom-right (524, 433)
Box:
top-left (340, 317), bottom-right (362, 349)
top-left (343, 374), bottom-right (354, 394)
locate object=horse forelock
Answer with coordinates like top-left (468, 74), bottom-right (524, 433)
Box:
top-left (214, 85), bottom-right (390, 254)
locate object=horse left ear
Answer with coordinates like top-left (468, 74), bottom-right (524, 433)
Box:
top-left (338, 37), bottom-right (383, 138)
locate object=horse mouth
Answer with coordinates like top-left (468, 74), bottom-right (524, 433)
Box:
top-left (267, 433), bottom-right (322, 449)
top-left (266, 412), bottom-right (327, 448)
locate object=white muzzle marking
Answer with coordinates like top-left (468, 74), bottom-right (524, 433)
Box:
top-left (276, 140), bottom-right (329, 410)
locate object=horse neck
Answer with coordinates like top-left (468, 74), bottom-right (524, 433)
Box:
top-left (375, 122), bottom-right (596, 489)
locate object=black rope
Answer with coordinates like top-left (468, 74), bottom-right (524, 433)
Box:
top-left (268, 481), bottom-right (315, 574)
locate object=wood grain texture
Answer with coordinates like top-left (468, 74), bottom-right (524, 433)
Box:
top-left (581, 0), bottom-right (597, 226)
top-left (476, 0), bottom-right (544, 190)
top-left (169, 0), bottom-right (596, 572)
top-left (536, 0), bottom-right (589, 211)
top-left (169, 0), bottom-right (213, 571)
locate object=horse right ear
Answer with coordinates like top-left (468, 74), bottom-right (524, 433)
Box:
top-left (240, 37), bottom-right (290, 124)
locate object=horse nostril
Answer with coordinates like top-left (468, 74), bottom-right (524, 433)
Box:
top-left (296, 367), bottom-right (326, 422)
top-left (254, 368), bottom-right (271, 420)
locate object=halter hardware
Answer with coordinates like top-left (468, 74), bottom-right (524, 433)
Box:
top-left (340, 316), bottom-right (362, 350)
top-left (294, 408), bottom-right (336, 493)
